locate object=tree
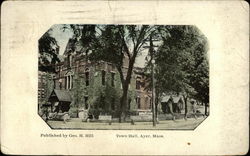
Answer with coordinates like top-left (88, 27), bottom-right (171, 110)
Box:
top-left (67, 24), bottom-right (209, 121)
top-left (153, 25), bottom-right (209, 118)
top-left (189, 42), bottom-right (209, 115)
top-left (63, 25), bottom-right (157, 122)
top-left (89, 25), bottom-right (157, 122)
top-left (38, 29), bottom-right (60, 73)
top-left (72, 74), bottom-right (85, 118)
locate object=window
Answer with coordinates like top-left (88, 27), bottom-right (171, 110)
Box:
top-left (41, 89), bottom-right (45, 98)
top-left (136, 80), bottom-right (140, 90)
top-left (59, 79), bottom-right (62, 89)
top-left (111, 98), bottom-right (115, 110)
top-left (136, 77), bottom-right (141, 90)
top-left (71, 75), bottom-right (73, 89)
top-left (65, 77), bottom-right (67, 89)
top-left (136, 97), bottom-right (141, 109)
top-left (111, 72), bottom-right (115, 87)
top-left (67, 76), bottom-right (71, 89)
top-left (128, 98), bottom-right (131, 110)
top-left (102, 70), bottom-right (106, 85)
top-left (100, 96), bottom-right (105, 109)
top-left (68, 76), bottom-right (71, 89)
top-left (85, 71), bottom-right (89, 86)
top-left (84, 96), bottom-right (88, 109)
top-left (150, 99), bottom-right (152, 109)
top-left (65, 72), bottom-right (74, 89)
top-left (66, 76), bottom-right (69, 89)
top-left (68, 55), bottom-right (72, 67)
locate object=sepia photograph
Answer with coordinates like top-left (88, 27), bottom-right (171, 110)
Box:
top-left (38, 24), bottom-right (209, 130)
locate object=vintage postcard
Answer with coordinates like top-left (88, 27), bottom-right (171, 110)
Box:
top-left (1, 0), bottom-right (249, 155)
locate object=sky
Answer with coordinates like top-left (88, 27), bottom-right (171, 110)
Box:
top-left (49, 24), bottom-right (74, 55)
top-left (49, 24), bottom-right (149, 68)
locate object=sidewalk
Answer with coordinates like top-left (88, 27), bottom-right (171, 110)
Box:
top-left (47, 116), bottom-right (206, 130)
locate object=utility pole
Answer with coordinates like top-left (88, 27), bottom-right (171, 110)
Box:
top-left (145, 35), bottom-right (159, 127)
top-left (150, 36), bottom-right (156, 127)
top-left (152, 58), bottom-right (156, 127)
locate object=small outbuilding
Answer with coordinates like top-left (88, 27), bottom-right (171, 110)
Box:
top-left (172, 96), bottom-right (184, 113)
top-left (161, 95), bottom-right (184, 114)
top-left (48, 89), bottom-right (72, 113)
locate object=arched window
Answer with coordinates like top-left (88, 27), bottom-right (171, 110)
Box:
top-left (85, 68), bottom-right (90, 86)
top-left (102, 70), bottom-right (106, 86)
top-left (64, 71), bottom-right (74, 89)
top-left (136, 76), bottom-right (141, 90)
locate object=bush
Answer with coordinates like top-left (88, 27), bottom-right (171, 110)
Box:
top-left (88, 108), bottom-right (100, 119)
top-left (126, 110), bottom-right (138, 116)
top-left (69, 107), bottom-right (78, 118)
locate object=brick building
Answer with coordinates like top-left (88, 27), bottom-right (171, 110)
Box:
top-left (42, 34), bottom-right (152, 118)
top-left (38, 71), bottom-right (54, 107)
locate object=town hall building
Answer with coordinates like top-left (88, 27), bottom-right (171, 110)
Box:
top-left (41, 34), bottom-right (153, 118)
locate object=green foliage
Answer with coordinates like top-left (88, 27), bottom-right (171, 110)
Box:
top-left (70, 67), bottom-right (136, 118)
top-left (69, 25), bottom-right (157, 120)
top-left (88, 25), bottom-right (126, 67)
top-left (68, 107), bottom-right (79, 118)
top-left (72, 74), bottom-right (85, 108)
top-left (38, 29), bottom-right (60, 73)
top-left (66, 25), bottom-right (209, 119)
top-left (88, 25), bottom-right (155, 68)
top-left (154, 25), bottom-right (209, 103)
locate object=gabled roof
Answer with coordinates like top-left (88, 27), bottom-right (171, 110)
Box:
top-left (161, 95), bottom-right (171, 103)
top-left (64, 38), bottom-right (88, 56)
top-left (63, 38), bottom-right (76, 55)
top-left (172, 96), bottom-right (183, 103)
top-left (49, 89), bottom-right (72, 102)
top-left (161, 95), bottom-right (183, 103)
